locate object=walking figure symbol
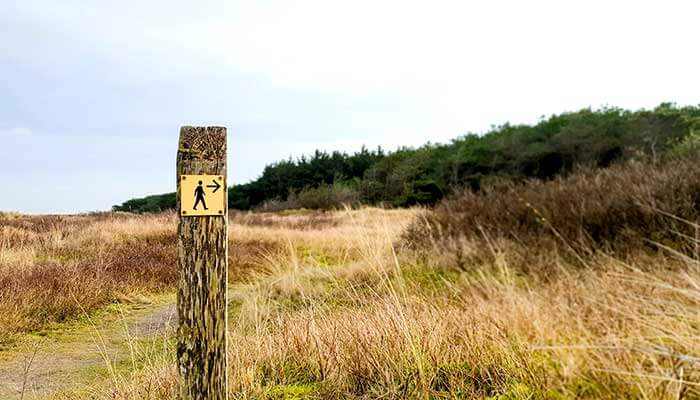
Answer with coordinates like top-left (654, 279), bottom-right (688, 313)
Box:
top-left (193, 180), bottom-right (208, 210)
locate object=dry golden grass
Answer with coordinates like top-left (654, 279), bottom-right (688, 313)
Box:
top-left (0, 212), bottom-right (178, 343)
top-left (54, 207), bottom-right (700, 399)
top-left (2, 198), bottom-right (698, 399)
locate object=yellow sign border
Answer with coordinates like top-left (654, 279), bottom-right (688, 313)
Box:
top-left (180, 174), bottom-right (226, 217)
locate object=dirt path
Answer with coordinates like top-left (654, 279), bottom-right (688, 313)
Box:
top-left (0, 295), bottom-right (176, 400)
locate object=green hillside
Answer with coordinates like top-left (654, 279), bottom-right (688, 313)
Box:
top-left (113, 103), bottom-right (700, 213)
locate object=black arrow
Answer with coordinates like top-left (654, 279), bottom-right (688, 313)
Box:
top-left (207, 179), bottom-right (221, 193)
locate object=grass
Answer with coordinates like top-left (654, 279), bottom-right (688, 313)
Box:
top-left (0, 212), bottom-right (177, 343)
top-left (0, 292), bottom-right (176, 400)
top-left (2, 167), bottom-right (700, 398)
top-left (55, 209), bottom-right (700, 398)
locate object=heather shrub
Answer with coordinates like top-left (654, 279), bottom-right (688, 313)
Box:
top-left (256, 183), bottom-right (360, 212)
top-left (295, 183), bottom-right (359, 209)
top-left (0, 214), bottom-right (177, 342)
top-left (403, 159), bottom-right (700, 267)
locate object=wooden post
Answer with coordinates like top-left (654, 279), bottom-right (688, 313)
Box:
top-left (176, 126), bottom-right (228, 399)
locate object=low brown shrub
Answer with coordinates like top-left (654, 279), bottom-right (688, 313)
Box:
top-left (255, 183), bottom-right (361, 212)
top-left (0, 213), bottom-right (177, 342)
top-left (0, 235), bottom-right (176, 341)
top-left (403, 159), bottom-right (700, 269)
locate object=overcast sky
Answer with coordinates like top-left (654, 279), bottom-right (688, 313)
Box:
top-left (1, 0), bottom-right (699, 213)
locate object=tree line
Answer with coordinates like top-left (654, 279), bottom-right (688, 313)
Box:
top-left (113, 103), bottom-right (700, 213)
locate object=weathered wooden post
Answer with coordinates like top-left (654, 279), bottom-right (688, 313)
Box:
top-left (176, 126), bottom-right (228, 399)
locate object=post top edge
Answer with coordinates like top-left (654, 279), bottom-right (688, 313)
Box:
top-left (180, 126), bottom-right (227, 130)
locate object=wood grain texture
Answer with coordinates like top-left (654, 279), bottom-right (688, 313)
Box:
top-left (176, 126), bottom-right (228, 400)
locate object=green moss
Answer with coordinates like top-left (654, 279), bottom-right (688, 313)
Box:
top-left (84, 336), bottom-right (174, 379)
top-left (566, 377), bottom-right (602, 398)
top-left (400, 266), bottom-right (460, 291)
top-left (2, 292), bottom-right (175, 355)
top-left (295, 245), bottom-right (346, 268)
top-left (487, 382), bottom-right (568, 400)
top-left (265, 383), bottom-right (320, 399)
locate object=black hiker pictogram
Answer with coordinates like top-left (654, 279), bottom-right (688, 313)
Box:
top-left (193, 180), bottom-right (208, 210)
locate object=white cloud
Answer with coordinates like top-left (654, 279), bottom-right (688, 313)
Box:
top-left (8, 1), bottom-right (700, 104)
top-left (20, 0), bottom-right (691, 135)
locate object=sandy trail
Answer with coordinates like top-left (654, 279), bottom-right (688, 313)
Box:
top-left (0, 297), bottom-right (176, 400)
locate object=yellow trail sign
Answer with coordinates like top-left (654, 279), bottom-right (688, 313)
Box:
top-left (180, 174), bottom-right (226, 216)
